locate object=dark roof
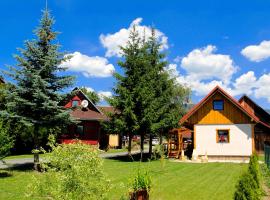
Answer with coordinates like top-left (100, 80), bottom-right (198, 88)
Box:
top-left (98, 106), bottom-right (117, 114)
top-left (67, 88), bottom-right (115, 121)
top-left (239, 95), bottom-right (270, 128)
top-left (72, 87), bottom-right (102, 114)
top-left (70, 107), bottom-right (108, 121)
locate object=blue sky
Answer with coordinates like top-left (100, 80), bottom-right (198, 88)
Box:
top-left (1, 0), bottom-right (270, 108)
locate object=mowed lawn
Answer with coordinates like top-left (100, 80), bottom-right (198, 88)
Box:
top-left (0, 158), bottom-right (247, 200)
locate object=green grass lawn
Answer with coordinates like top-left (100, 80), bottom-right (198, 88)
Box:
top-left (104, 159), bottom-right (247, 200)
top-left (0, 157), bottom-right (247, 200)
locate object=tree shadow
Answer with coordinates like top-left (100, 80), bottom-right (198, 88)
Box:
top-left (105, 153), bottom-right (150, 162)
top-left (3, 163), bottom-right (34, 172)
top-left (0, 171), bottom-right (12, 178)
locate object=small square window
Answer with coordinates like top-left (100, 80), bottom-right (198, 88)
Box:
top-left (217, 129), bottom-right (229, 143)
top-left (213, 100), bottom-right (224, 110)
top-left (72, 100), bottom-right (79, 107)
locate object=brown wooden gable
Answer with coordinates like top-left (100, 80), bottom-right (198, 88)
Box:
top-left (184, 89), bottom-right (254, 125)
top-left (188, 92), bottom-right (252, 124)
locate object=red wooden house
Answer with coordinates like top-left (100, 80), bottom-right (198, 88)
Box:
top-left (60, 88), bottom-right (119, 149)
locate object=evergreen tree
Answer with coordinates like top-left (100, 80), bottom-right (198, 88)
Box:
top-left (0, 120), bottom-right (14, 161)
top-left (80, 87), bottom-right (100, 104)
top-left (144, 29), bottom-right (189, 155)
top-left (106, 26), bottom-right (143, 156)
top-left (107, 27), bottom-right (189, 159)
top-left (1, 9), bottom-right (74, 169)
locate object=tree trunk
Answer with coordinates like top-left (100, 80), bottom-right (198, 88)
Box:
top-left (140, 133), bottom-right (144, 161)
top-left (159, 131), bottom-right (163, 145)
top-left (128, 133), bottom-right (132, 156)
top-left (33, 125), bottom-right (40, 171)
top-left (119, 133), bottom-right (123, 149)
top-left (149, 133), bottom-right (153, 158)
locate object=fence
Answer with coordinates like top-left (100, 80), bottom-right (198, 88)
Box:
top-left (265, 144), bottom-right (270, 168)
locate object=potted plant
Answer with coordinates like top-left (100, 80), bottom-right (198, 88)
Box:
top-left (130, 170), bottom-right (151, 200)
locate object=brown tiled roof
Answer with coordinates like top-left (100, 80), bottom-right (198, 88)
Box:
top-left (98, 106), bottom-right (117, 114)
top-left (70, 107), bottom-right (108, 121)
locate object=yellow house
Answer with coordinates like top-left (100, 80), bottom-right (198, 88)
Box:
top-left (180, 86), bottom-right (270, 160)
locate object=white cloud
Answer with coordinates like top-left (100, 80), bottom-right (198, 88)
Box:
top-left (180, 45), bottom-right (237, 84)
top-left (241, 40), bottom-right (270, 62)
top-left (60, 52), bottom-right (115, 77)
top-left (165, 63), bottom-right (179, 77)
top-left (98, 91), bottom-right (113, 101)
top-left (83, 87), bottom-right (112, 102)
top-left (85, 87), bottom-right (94, 92)
top-left (99, 18), bottom-right (168, 57)
top-left (232, 71), bottom-right (257, 96)
top-left (254, 73), bottom-right (270, 102)
top-left (176, 75), bottom-right (228, 96)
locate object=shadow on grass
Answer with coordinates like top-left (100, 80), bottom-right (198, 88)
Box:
top-left (105, 153), bottom-right (151, 162)
top-left (0, 171), bottom-right (12, 178)
top-left (3, 163), bottom-right (34, 172)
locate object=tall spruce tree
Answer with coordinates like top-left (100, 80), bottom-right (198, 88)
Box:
top-left (107, 27), bottom-right (189, 159)
top-left (106, 26), bottom-right (145, 156)
top-left (1, 9), bottom-right (74, 169)
top-left (145, 29), bottom-right (190, 156)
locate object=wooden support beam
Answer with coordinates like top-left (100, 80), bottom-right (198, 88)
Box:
top-left (251, 124), bottom-right (255, 154)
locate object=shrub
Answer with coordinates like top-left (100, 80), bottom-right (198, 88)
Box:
top-left (28, 142), bottom-right (111, 200)
top-left (234, 154), bottom-right (262, 200)
top-left (131, 169), bottom-right (151, 192)
top-left (260, 163), bottom-right (270, 188)
top-left (0, 120), bottom-right (14, 161)
top-left (249, 154), bottom-right (260, 189)
top-left (234, 172), bottom-right (260, 200)
top-left (152, 144), bottom-right (165, 160)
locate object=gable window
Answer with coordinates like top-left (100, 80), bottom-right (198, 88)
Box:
top-left (213, 100), bottom-right (224, 110)
top-left (216, 129), bottom-right (230, 143)
top-left (72, 100), bottom-right (79, 107)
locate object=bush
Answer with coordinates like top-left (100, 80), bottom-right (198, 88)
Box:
top-left (28, 142), bottom-right (111, 200)
top-left (234, 154), bottom-right (262, 200)
top-left (152, 144), bottom-right (165, 160)
top-left (131, 169), bottom-right (151, 192)
top-left (0, 120), bottom-right (14, 161)
top-left (261, 163), bottom-right (270, 188)
top-left (234, 172), bottom-right (260, 200)
top-left (249, 154), bottom-right (260, 189)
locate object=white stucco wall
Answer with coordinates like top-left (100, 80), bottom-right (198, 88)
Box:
top-left (195, 124), bottom-right (252, 156)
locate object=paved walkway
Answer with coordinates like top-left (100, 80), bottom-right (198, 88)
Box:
top-left (0, 151), bottom-right (142, 169)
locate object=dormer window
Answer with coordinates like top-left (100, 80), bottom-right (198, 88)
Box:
top-left (213, 100), bottom-right (224, 110)
top-left (72, 100), bottom-right (79, 107)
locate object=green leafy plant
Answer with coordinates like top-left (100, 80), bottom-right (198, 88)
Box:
top-left (152, 144), bottom-right (165, 160)
top-left (249, 153), bottom-right (261, 189)
top-left (234, 154), bottom-right (262, 200)
top-left (234, 171), bottom-right (260, 200)
top-left (0, 120), bottom-right (14, 161)
top-left (131, 169), bottom-right (151, 192)
top-left (28, 142), bottom-right (111, 200)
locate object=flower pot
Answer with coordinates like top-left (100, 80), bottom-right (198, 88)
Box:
top-left (130, 189), bottom-right (149, 200)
